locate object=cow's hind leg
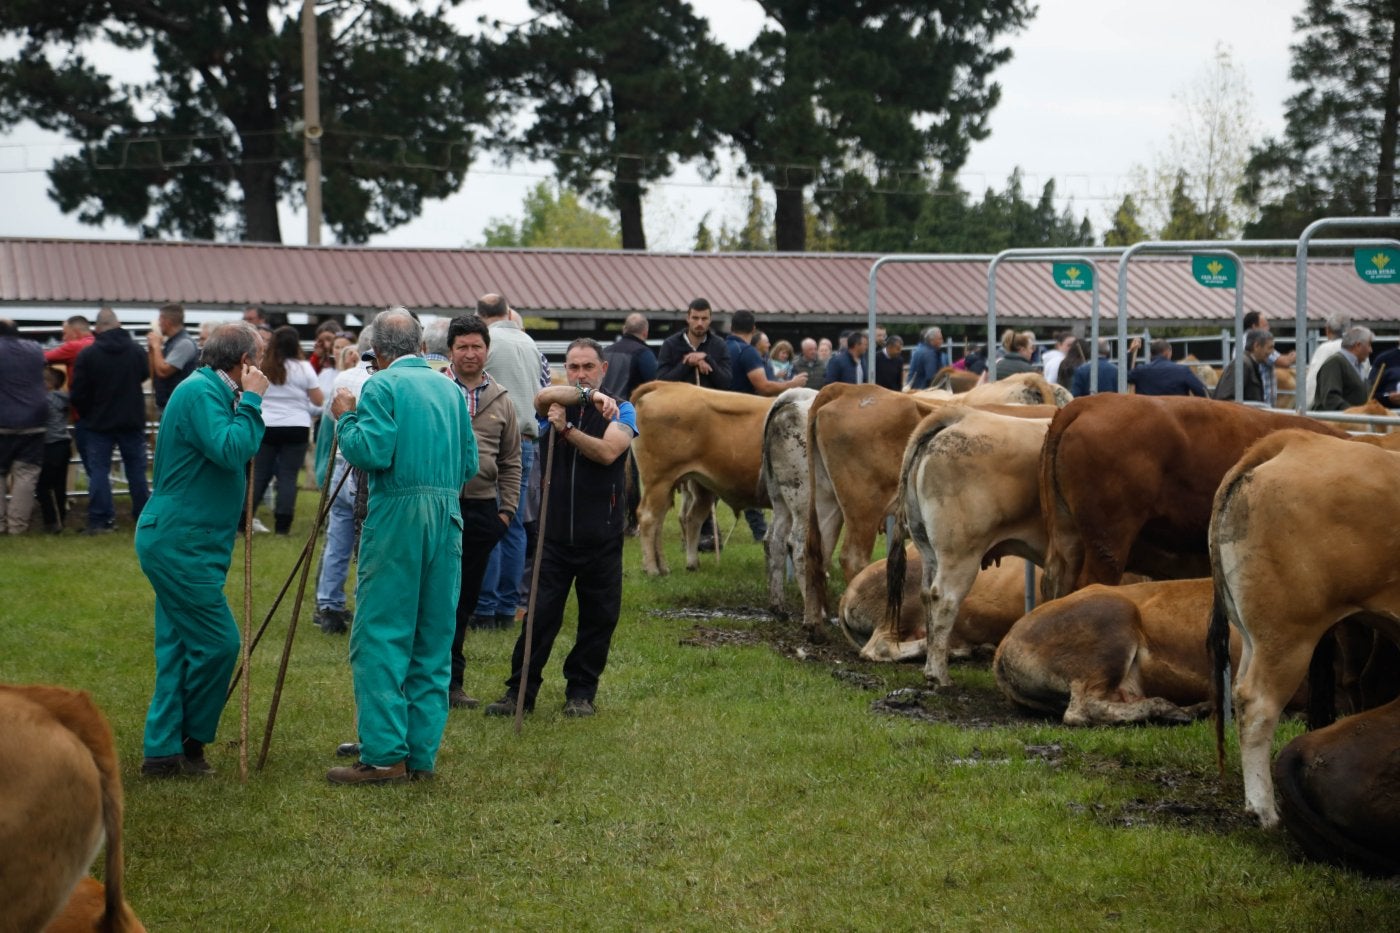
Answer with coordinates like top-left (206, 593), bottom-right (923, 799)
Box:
top-left (638, 473), bottom-right (677, 576)
top-left (1063, 686), bottom-right (1195, 726)
top-left (922, 557), bottom-right (976, 688)
top-left (766, 497), bottom-right (793, 613)
top-left (679, 481), bottom-right (715, 572)
top-left (1234, 641), bottom-right (1314, 828)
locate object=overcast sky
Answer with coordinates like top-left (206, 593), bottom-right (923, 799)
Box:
top-left (0, 0), bottom-right (1303, 250)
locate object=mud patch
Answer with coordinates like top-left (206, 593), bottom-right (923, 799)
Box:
top-left (1070, 758), bottom-right (1255, 834)
top-left (871, 685), bottom-right (1035, 729)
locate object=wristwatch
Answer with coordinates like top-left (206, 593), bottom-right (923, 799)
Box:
top-left (578, 385), bottom-right (593, 407)
top-left (561, 422), bottom-right (575, 438)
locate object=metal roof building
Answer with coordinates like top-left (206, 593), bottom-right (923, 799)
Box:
top-left (3, 237), bottom-right (1400, 332)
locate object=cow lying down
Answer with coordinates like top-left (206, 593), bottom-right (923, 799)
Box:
top-left (1275, 696), bottom-right (1400, 876)
top-left (0, 683), bottom-right (144, 932)
top-left (993, 578), bottom-right (1245, 726)
top-left (839, 547), bottom-right (1035, 662)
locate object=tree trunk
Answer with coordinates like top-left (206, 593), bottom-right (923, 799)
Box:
top-left (615, 167), bottom-right (647, 251)
top-left (1377, 14), bottom-right (1400, 216)
top-left (774, 185), bottom-right (806, 252)
top-left (239, 159), bottom-right (284, 243)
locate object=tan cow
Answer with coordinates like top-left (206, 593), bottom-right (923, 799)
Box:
top-left (0, 684), bottom-right (142, 933)
top-left (802, 373), bottom-right (1064, 631)
top-left (1208, 430), bottom-right (1400, 828)
top-left (632, 381), bottom-right (774, 576)
top-left (840, 548), bottom-right (1036, 662)
top-left (994, 578), bottom-right (1248, 726)
top-left (759, 386), bottom-right (819, 612)
top-left (884, 404), bottom-right (1054, 684)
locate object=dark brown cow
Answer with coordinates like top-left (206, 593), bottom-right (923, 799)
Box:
top-left (0, 684), bottom-right (142, 932)
top-left (1275, 696), bottom-right (1400, 876)
top-left (1039, 394), bottom-right (1346, 600)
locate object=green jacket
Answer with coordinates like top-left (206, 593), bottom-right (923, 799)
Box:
top-left (143, 366), bottom-right (265, 531)
top-left (337, 356), bottom-right (477, 503)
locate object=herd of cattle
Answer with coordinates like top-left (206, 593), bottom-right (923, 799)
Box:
top-left (630, 371), bottom-right (1400, 876)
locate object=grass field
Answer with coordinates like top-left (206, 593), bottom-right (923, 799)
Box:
top-left (3, 498), bottom-right (1399, 930)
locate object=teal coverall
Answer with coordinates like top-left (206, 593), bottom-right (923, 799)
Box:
top-left (337, 356), bottom-right (476, 771)
top-left (137, 367), bottom-right (265, 758)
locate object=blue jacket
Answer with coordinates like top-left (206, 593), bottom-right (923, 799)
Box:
top-left (906, 343), bottom-right (948, 389)
top-left (825, 349), bottom-right (866, 385)
top-left (1126, 356), bottom-right (1208, 397)
top-left (0, 334), bottom-right (47, 431)
top-left (1071, 359), bottom-right (1121, 397)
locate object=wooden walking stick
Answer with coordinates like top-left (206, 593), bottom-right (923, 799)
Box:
top-left (1369, 362), bottom-right (1388, 401)
top-left (695, 369), bottom-right (721, 564)
top-left (516, 429), bottom-right (556, 734)
top-left (240, 460), bottom-right (254, 784)
top-left (225, 459), bottom-right (352, 701)
top-left (258, 431), bottom-right (340, 769)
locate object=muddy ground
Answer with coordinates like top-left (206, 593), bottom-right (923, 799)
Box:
top-left (663, 606), bottom-right (1255, 836)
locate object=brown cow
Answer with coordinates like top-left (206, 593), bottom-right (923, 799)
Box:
top-left (1274, 696), bottom-right (1400, 876)
top-left (1208, 430), bottom-right (1400, 828)
top-left (803, 373), bottom-right (1064, 631)
top-left (1039, 394), bottom-right (1346, 601)
top-left (632, 381), bottom-right (774, 576)
top-left (839, 549), bottom-right (1036, 662)
top-left (994, 578), bottom-right (1245, 725)
top-left (0, 684), bottom-right (142, 933)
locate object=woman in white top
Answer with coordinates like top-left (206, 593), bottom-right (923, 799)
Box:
top-left (249, 326), bottom-right (324, 534)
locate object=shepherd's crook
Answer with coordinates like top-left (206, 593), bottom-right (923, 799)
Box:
top-left (239, 460), bottom-right (254, 784)
top-left (258, 431), bottom-right (340, 769)
top-left (515, 430), bottom-right (556, 734)
top-left (695, 369), bottom-right (720, 564)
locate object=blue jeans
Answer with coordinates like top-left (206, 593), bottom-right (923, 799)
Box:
top-left (473, 435), bottom-right (533, 618)
top-left (316, 459), bottom-right (358, 611)
top-left (83, 428), bottom-right (150, 529)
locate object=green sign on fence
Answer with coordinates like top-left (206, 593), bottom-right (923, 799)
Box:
top-left (1191, 255), bottom-right (1237, 288)
top-left (1355, 248), bottom-right (1400, 284)
top-left (1051, 262), bottom-right (1093, 291)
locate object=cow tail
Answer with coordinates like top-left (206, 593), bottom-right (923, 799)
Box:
top-left (1036, 407), bottom-right (1069, 602)
top-left (1206, 584), bottom-right (1231, 778)
top-left (1307, 627), bottom-right (1338, 731)
top-left (885, 513), bottom-right (909, 641)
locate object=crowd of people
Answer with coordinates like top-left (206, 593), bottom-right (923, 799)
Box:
top-left (4, 297), bottom-right (1398, 786)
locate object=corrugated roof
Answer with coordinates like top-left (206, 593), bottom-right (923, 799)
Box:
top-left (3, 237), bottom-right (1400, 329)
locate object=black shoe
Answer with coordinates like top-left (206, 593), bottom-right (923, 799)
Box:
top-left (408, 768), bottom-right (435, 783)
top-left (315, 607), bottom-right (348, 635)
top-left (563, 697), bottom-right (596, 718)
top-left (448, 688), bottom-right (479, 710)
top-left (493, 613), bottom-right (516, 630)
top-left (335, 742), bottom-right (361, 758)
top-left (484, 693), bottom-right (531, 717)
top-left (82, 524), bottom-right (115, 536)
top-left (182, 738), bottom-right (214, 775)
top-left (141, 754), bottom-right (185, 777)
top-left (466, 613), bottom-right (496, 631)
top-left (697, 536), bottom-right (715, 552)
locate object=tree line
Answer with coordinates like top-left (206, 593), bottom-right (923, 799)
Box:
top-left (0, 1), bottom-right (1394, 252)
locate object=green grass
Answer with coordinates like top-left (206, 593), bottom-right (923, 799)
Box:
top-left (3, 499), bottom-right (1399, 930)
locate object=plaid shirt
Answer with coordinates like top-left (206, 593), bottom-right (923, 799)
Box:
top-left (447, 367), bottom-right (493, 418)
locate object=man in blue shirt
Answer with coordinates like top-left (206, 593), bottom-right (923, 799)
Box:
top-left (727, 310), bottom-right (807, 396)
top-left (825, 331), bottom-right (869, 384)
top-left (905, 326), bottom-right (948, 389)
top-left (1071, 338), bottom-right (1138, 398)
top-left (1127, 340), bottom-right (1208, 397)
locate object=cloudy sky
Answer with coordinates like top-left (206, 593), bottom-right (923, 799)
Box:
top-left (0, 0), bottom-right (1303, 250)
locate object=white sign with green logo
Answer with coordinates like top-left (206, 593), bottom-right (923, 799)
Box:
top-left (1355, 248), bottom-right (1400, 284)
top-left (1051, 262), bottom-right (1093, 291)
top-left (1191, 255), bottom-right (1237, 288)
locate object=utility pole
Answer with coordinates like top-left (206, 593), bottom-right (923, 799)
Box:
top-left (302, 0), bottom-right (323, 245)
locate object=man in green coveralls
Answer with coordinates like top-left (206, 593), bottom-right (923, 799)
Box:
top-left (138, 322), bottom-right (269, 776)
top-left (327, 308), bottom-right (477, 785)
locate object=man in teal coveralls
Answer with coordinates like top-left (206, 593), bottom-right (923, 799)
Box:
top-left (138, 322), bottom-right (269, 776)
top-left (327, 308), bottom-right (477, 785)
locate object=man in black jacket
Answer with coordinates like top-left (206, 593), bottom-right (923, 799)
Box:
top-left (601, 312), bottom-right (656, 535)
top-left (655, 298), bottom-right (731, 389)
top-left (485, 339), bottom-right (636, 719)
top-left (71, 308), bottom-right (150, 534)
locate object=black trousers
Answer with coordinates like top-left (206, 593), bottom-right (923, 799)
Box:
top-left (505, 535), bottom-right (623, 707)
top-left (450, 497), bottom-right (508, 689)
top-left (36, 439), bottom-right (72, 527)
top-left (250, 425), bottom-right (310, 533)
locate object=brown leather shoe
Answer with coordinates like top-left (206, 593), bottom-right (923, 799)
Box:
top-left (326, 759), bottom-right (408, 785)
top-left (448, 688), bottom-right (478, 710)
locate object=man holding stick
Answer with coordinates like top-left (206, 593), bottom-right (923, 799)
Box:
top-left (327, 308), bottom-right (476, 785)
top-left (138, 322), bottom-right (268, 777)
top-left (485, 339), bottom-right (636, 719)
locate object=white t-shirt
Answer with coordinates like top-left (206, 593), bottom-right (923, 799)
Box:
top-left (260, 359), bottom-right (320, 428)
